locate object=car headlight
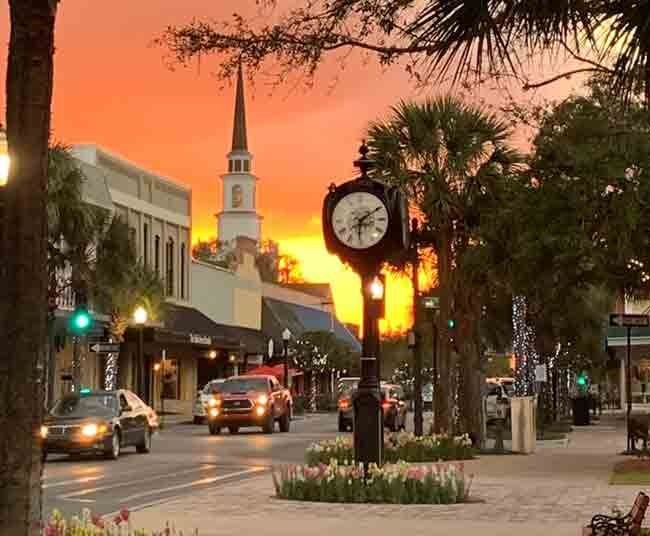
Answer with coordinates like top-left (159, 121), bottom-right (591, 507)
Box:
top-left (209, 408), bottom-right (219, 417)
top-left (40, 426), bottom-right (48, 439)
top-left (81, 423), bottom-right (99, 437)
top-left (257, 394), bottom-right (269, 406)
top-left (208, 397), bottom-right (221, 408)
top-left (255, 406), bottom-right (266, 416)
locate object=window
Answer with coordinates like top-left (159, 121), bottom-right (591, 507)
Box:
top-left (166, 238), bottom-right (174, 296)
top-left (129, 227), bottom-right (136, 250)
top-left (143, 223), bottom-right (149, 266)
top-left (228, 160), bottom-right (234, 173)
top-left (180, 243), bottom-right (186, 299)
top-left (232, 185), bottom-right (243, 208)
top-left (162, 359), bottom-right (180, 400)
top-left (154, 235), bottom-right (160, 275)
top-left (234, 159), bottom-right (242, 172)
top-left (243, 160), bottom-right (250, 172)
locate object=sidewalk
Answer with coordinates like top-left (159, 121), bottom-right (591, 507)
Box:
top-left (134, 417), bottom-right (641, 536)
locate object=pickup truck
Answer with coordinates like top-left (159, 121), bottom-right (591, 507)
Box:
top-left (205, 375), bottom-right (292, 435)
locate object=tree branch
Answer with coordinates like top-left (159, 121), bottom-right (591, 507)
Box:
top-left (522, 67), bottom-right (607, 91)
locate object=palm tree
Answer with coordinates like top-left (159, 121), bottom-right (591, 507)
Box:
top-left (367, 96), bottom-right (521, 437)
top-left (92, 216), bottom-right (165, 391)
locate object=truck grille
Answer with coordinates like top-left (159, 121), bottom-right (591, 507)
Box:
top-left (222, 399), bottom-right (253, 411)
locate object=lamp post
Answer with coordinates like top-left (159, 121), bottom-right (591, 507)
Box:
top-left (133, 305), bottom-right (148, 401)
top-left (0, 126), bottom-right (8, 281)
top-left (282, 328), bottom-right (291, 389)
top-left (353, 272), bottom-right (385, 468)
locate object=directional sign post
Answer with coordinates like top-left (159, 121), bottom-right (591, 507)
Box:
top-left (89, 342), bottom-right (121, 354)
top-left (610, 314), bottom-right (650, 453)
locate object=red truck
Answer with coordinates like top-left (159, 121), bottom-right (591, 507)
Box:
top-left (206, 375), bottom-right (292, 435)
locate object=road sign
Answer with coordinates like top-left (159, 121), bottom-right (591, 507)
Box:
top-left (89, 342), bottom-right (121, 354)
top-left (535, 364), bottom-right (548, 383)
top-left (609, 314), bottom-right (650, 328)
top-left (422, 296), bottom-right (440, 310)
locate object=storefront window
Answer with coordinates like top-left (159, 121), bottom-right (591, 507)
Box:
top-left (162, 358), bottom-right (180, 400)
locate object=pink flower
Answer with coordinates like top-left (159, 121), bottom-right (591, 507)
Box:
top-left (114, 515), bottom-right (123, 525)
top-left (119, 507), bottom-right (130, 522)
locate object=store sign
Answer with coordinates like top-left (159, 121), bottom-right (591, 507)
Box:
top-left (190, 333), bottom-right (212, 346)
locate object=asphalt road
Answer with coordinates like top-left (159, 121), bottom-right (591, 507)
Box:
top-left (43, 413), bottom-right (339, 518)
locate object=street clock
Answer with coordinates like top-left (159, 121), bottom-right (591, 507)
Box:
top-left (322, 145), bottom-right (409, 273)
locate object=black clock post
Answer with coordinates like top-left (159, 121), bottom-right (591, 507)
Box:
top-left (322, 143), bottom-right (409, 471)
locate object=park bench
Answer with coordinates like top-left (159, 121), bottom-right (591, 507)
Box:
top-left (582, 492), bottom-right (649, 536)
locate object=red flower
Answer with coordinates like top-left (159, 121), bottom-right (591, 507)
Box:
top-left (114, 515), bottom-right (123, 525)
top-left (91, 514), bottom-right (105, 529)
top-left (119, 507), bottom-right (130, 522)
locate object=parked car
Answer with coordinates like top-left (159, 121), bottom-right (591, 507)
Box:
top-left (206, 375), bottom-right (292, 435)
top-left (337, 382), bottom-right (408, 433)
top-left (193, 379), bottom-right (225, 424)
top-left (486, 382), bottom-right (510, 422)
top-left (42, 389), bottom-right (155, 461)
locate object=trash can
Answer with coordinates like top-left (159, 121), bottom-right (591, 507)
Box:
top-left (572, 396), bottom-right (590, 426)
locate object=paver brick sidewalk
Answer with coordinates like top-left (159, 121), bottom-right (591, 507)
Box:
top-left (134, 417), bottom-right (643, 536)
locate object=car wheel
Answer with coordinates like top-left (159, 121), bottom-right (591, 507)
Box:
top-left (228, 426), bottom-right (239, 435)
top-left (262, 413), bottom-right (274, 434)
top-left (105, 430), bottom-right (121, 460)
top-left (279, 411), bottom-right (290, 433)
top-left (208, 423), bottom-right (221, 435)
top-left (136, 426), bottom-right (152, 454)
top-left (192, 416), bottom-right (204, 425)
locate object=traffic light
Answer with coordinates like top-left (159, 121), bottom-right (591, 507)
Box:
top-left (577, 372), bottom-right (588, 388)
top-left (69, 306), bottom-right (93, 334)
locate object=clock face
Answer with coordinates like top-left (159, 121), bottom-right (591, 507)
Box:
top-left (332, 191), bottom-right (389, 249)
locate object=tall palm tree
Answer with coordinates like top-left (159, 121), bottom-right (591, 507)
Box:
top-left (367, 96), bottom-right (520, 437)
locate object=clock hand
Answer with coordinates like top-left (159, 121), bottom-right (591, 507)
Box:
top-left (357, 206), bottom-right (383, 227)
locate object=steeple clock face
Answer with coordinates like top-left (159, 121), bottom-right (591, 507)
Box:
top-left (331, 191), bottom-right (389, 249)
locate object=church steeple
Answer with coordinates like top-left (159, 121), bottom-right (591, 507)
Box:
top-left (231, 64), bottom-right (248, 152)
top-left (217, 63), bottom-right (262, 245)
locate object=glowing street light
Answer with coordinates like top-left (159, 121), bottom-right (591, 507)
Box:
top-left (133, 305), bottom-right (148, 325)
top-left (133, 305), bottom-right (148, 402)
top-left (0, 128), bottom-right (8, 187)
top-left (369, 275), bottom-right (384, 300)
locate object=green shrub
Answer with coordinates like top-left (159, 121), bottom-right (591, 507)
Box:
top-left (272, 460), bottom-right (472, 504)
top-left (306, 432), bottom-right (474, 466)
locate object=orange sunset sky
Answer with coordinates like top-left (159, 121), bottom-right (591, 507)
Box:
top-left (0, 1), bottom-right (583, 332)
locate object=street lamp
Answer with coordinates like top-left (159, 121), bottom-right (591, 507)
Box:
top-left (133, 306), bottom-right (148, 402)
top-left (0, 128), bottom-right (8, 274)
top-left (282, 328), bottom-right (291, 389)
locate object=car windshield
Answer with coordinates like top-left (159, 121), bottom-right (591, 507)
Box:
top-left (219, 378), bottom-right (268, 393)
top-left (202, 381), bottom-right (223, 395)
top-left (51, 394), bottom-right (118, 418)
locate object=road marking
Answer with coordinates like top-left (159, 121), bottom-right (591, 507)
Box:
top-left (59, 498), bottom-right (96, 504)
top-left (44, 476), bottom-right (104, 489)
top-left (117, 467), bottom-right (265, 503)
top-left (58, 465), bottom-right (216, 499)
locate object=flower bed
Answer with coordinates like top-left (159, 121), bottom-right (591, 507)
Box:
top-left (306, 432), bottom-right (474, 466)
top-left (43, 508), bottom-right (197, 536)
top-left (272, 460), bottom-right (472, 504)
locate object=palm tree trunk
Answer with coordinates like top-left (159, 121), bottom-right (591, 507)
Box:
top-left (0, 2), bottom-right (58, 534)
top-left (434, 228), bottom-right (453, 434)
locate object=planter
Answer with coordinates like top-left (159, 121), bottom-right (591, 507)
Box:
top-left (272, 460), bottom-right (473, 504)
